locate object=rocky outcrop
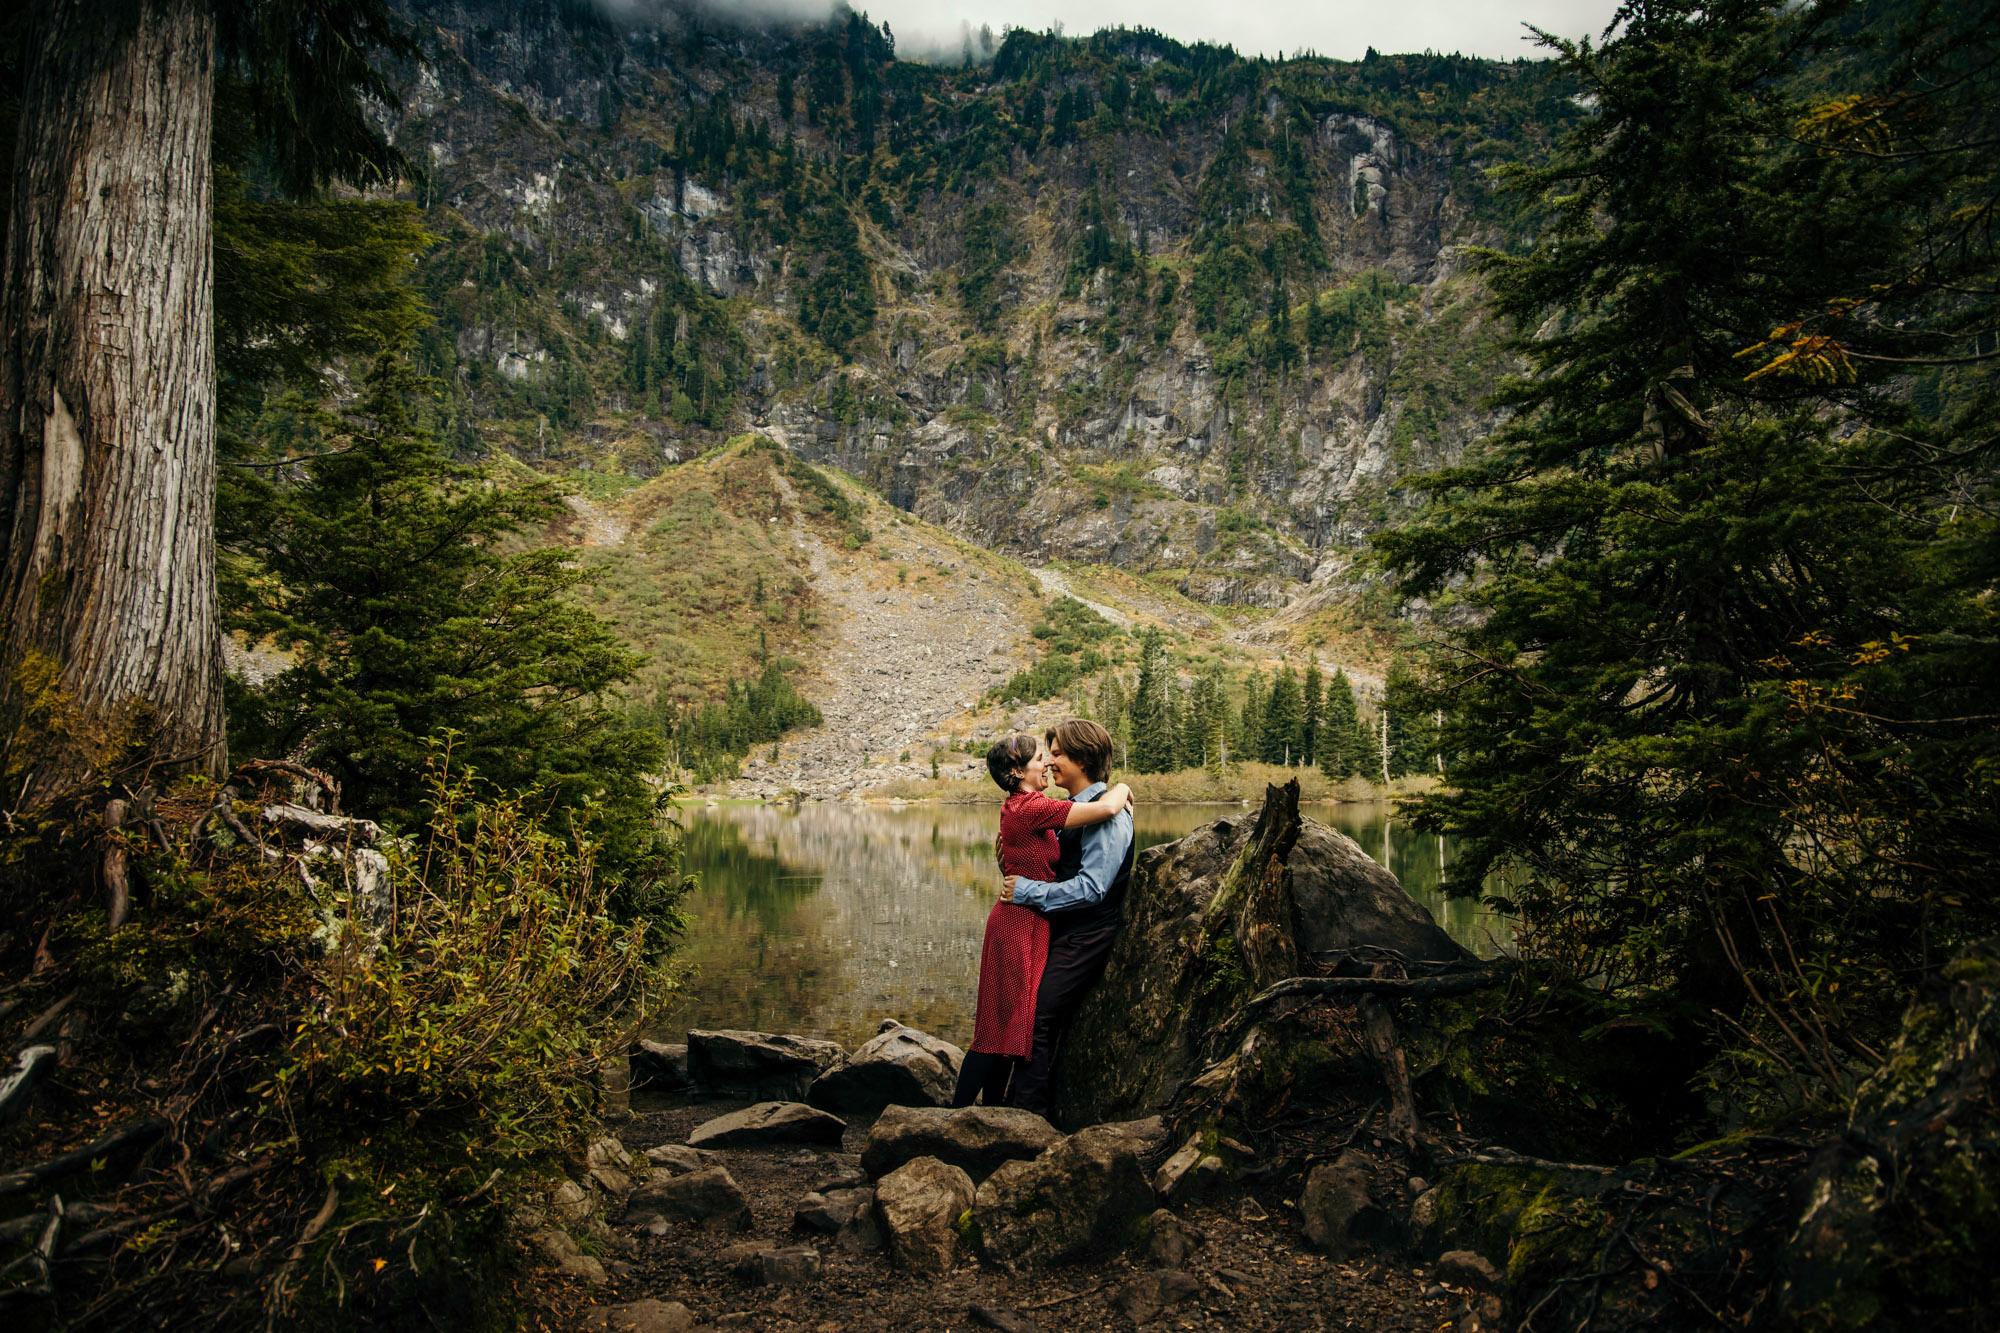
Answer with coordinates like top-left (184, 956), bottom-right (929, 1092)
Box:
top-left (631, 1040), bottom-right (693, 1093)
top-left (971, 1119), bottom-right (1166, 1268)
top-left (1049, 781), bottom-right (1472, 1126)
top-left (643, 1143), bottom-right (715, 1176)
top-left (1299, 1151), bottom-right (1390, 1256)
top-left (808, 1020), bottom-right (962, 1114)
top-left (688, 1101), bottom-right (848, 1149)
top-left (874, 1156), bottom-right (976, 1275)
top-left (626, 1165), bottom-right (751, 1231)
top-left (686, 1030), bottom-right (846, 1102)
top-left (861, 1105), bottom-right (1061, 1182)
top-left (586, 1135), bottom-right (650, 1197)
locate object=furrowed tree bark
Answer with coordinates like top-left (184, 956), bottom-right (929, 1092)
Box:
top-left (0, 0), bottom-right (224, 801)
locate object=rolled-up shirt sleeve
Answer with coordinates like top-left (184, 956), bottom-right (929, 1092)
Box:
top-left (1010, 783), bottom-right (1134, 912)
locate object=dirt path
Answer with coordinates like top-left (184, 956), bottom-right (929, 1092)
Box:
top-left (1031, 567), bottom-right (1132, 627)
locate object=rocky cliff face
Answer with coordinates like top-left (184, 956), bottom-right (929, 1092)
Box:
top-left (386, 0), bottom-right (1575, 607)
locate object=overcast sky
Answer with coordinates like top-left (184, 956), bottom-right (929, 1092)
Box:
top-left (847, 0), bottom-right (1624, 62)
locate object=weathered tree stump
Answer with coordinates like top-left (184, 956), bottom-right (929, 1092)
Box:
top-left (1047, 780), bottom-right (1475, 1128)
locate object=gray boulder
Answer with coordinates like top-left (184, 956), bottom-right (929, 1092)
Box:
top-left (1437, 1249), bottom-right (1504, 1293)
top-left (644, 1143), bottom-right (715, 1176)
top-left (1143, 1208), bottom-right (1191, 1269)
top-left (1115, 1270), bottom-right (1203, 1325)
top-left (861, 1105), bottom-right (1061, 1182)
top-left (686, 1030), bottom-right (845, 1101)
top-left (1048, 782), bottom-right (1473, 1126)
top-left (808, 1020), bottom-right (963, 1114)
top-left (586, 1136), bottom-right (646, 1196)
top-left (631, 1040), bottom-right (693, 1093)
top-left (583, 1300), bottom-right (696, 1333)
top-left (732, 1245), bottom-right (822, 1285)
top-left (972, 1120), bottom-right (1161, 1267)
top-left (1300, 1151), bottom-right (1390, 1256)
top-left (875, 1155), bottom-right (975, 1275)
top-left (793, 1186), bottom-right (873, 1234)
top-left (626, 1165), bottom-right (750, 1231)
top-left (689, 1101), bottom-right (848, 1149)
top-left (529, 1227), bottom-right (607, 1283)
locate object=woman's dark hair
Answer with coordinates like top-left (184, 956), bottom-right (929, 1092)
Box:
top-left (985, 734), bottom-right (1039, 792)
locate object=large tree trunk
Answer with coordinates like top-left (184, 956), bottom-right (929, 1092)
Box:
top-left (0, 0), bottom-right (224, 800)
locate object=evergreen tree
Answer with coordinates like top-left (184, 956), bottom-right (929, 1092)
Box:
top-left (224, 351), bottom-right (667, 876)
top-left (1318, 669), bottom-right (1363, 779)
top-left (1262, 664), bottom-right (1304, 765)
top-left (1, 0), bottom-right (413, 796)
top-left (1301, 655), bottom-right (1324, 768)
top-left (1237, 670), bottom-right (1267, 766)
top-left (1096, 668), bottom-right (1129, 766)
top-left (1201, 670), bottom-right (1229, 782)
top-left (1127, 626), bottom-right (1173, 773)
top-left (798, 207), bottom-right (876, 356)
top-left (1376, 0), bottom-right (2000, 1057)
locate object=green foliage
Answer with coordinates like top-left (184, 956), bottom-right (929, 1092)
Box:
top-left (1378, 0), bottom-right (2000, 1108)
top-left (632, 658), bottom-right (824, 784)
top-left (1260, 663), bottom-right (1304, 765)
top-left (222, 353), bottom-right (672, 884)
top-left (1127, 626), bottom-right (1174, 773)
top-left (958, 202), bottom-right (1016, 331)
top-left (798, 206), bottom-right (877, 356)
top-left (213, 167), bottom-right (434, 413)
top-left (1316, 668), bottom-right (1370, 779)
top-left (994, 596), bottom-right (1119, 706)
top-left (1190, 239), bottom-right (1262, 348)
top-left (279, 759), bottom-right (663, 1166)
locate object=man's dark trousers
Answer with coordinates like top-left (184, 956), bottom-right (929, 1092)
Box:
top-left (1009, 920), bottom-right (1119, 1118)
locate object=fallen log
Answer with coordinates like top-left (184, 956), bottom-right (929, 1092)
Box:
top-left (1240, 967), bottom-right (1513, 1009)
top-left (259, 804), bottom-right (380, 846)
top-left (0, 1116), bottom-right (170, 1199)
top-left (14, 991), bottom-right (78, 1048)
top-left (0, 1047), bottom-right (57, 1124)
top-left (103, 799), bottom-right (132, 931)
top-left (231, 759), bottom-right (341, 814)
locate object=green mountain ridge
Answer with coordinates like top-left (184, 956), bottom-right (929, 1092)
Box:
top-left (388, 0), bottom-right (1580, 624)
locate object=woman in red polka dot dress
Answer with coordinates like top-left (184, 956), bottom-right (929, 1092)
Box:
top-left (952, 734), bottom-right (1132, 1108)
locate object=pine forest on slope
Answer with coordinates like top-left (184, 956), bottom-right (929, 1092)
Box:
top-left (381, 0), bottom-right (1579, 647)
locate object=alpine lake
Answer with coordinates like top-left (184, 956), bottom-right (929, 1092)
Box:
top-left (654, 800), bottom-right (1508, 1052)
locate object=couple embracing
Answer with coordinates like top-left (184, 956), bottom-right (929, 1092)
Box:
top-left (951, 719), bottom-right (1136, 1118)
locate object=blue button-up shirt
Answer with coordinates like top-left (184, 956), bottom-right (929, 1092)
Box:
top-left (1010, 781), bottom-right (1134, 913)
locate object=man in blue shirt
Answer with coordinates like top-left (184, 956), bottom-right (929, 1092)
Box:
top-left (999, 718), bottom-right (1135, 1118)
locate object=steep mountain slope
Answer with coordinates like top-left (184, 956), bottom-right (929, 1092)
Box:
top-left (386, 0), bottom-right (1577, 630)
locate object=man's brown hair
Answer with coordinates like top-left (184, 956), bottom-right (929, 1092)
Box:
top-left (1045, 718), bottom-right (1114, 785)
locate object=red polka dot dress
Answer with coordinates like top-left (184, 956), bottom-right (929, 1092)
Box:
top-left (970, 788), bottom-right (1070, 1057)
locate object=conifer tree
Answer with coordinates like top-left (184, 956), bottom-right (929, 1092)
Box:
top-left (225, 351), bottom-right (665, 872)
top-left (1302, 655), bottom-right (1324, 768)
top-left (1318, 669), bottom-right (1362, 779)
top-left (1377, 0), bottom-right (2000, 1035)
top-left (1262, 664), bottom-right (1304, 766)
top-left (1237, 670), bottom-right (1266, 765)
top-left (1127, 626), bottom-right (1173, 773)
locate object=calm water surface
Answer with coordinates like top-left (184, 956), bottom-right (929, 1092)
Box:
top-left (658, 801), bottom-right (1508, 1051)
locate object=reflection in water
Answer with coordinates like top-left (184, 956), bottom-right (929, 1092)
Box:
top-left (659, 802), bottom-right (1510, 1050)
